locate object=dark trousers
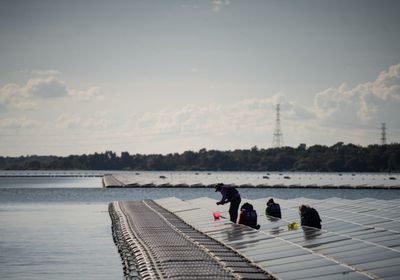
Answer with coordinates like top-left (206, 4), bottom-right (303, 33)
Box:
top-left (229, 197), bottom-right (241, 223)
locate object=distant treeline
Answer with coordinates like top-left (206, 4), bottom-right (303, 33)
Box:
top-left (1, 142), bottom-right (399, 172)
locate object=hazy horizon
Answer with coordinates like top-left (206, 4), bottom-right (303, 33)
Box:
top-left (1, 0), bottom-right (399, 156)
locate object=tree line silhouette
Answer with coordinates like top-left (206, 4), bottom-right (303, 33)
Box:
top-left (0, 142), bottom-right (399, 172)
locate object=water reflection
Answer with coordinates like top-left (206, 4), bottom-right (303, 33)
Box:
top-left (225, 225), bottom-right (247, 242)
top-left (265, 216), bottom-right (283, 235)
top-left (303, 227), bottom-right (322, 240)
top-left (0, 203), bottom-right (121, 280)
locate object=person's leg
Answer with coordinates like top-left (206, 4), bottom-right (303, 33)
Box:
top-left (229, 198), bottom-right (241, 223)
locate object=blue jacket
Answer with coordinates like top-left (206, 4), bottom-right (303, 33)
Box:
top-left (239, 209), bottom-right (258, 229)
top-left (266, 203), bottom-right (282, 219)
top-left (217, 186), bottom-right (240, 205)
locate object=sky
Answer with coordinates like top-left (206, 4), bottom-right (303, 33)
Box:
top-left (0, 0), bottom-right (399, 156)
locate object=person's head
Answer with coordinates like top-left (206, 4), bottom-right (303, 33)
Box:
top-left (215, 183), bottom-right (224, 192)
top-left (240, 202), bottom-right (253, 211)
top-left (299, 204), bottom-right (309, 214)
top-left (267, 198), bottom-right (275, 206)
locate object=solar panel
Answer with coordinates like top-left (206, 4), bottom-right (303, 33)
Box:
top-left (152, 196), bottom-right (400, 279)
top-left (277, 264), bottom-right (353, 280)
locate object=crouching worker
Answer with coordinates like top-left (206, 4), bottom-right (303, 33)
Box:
top-left (265, 198), bottom-right (282, 219)
top-left (215, 183), bottom-right (241, 223)
top-left (299, 205), bottom-right (322, 229)
top-left (238, 202), bottom-right (260, 230)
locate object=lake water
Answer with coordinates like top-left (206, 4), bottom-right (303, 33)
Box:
top-left (1, 172), bottom-right (400, 280)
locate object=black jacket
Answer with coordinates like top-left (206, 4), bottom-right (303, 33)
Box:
top-left (301, 207), bottom-right (321, 229)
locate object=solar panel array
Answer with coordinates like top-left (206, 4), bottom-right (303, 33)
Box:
top-left (103, 172), bottom-right (400, 188)
top-left (155, 196), bottom-right (400, 279)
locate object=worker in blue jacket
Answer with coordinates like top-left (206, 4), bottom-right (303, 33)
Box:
top-left (215, 183), bottom-right (241, 223)
top-left (265, 198), bottom-right (282, 219)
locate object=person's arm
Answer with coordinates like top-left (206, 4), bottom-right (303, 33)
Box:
top-left (300, 214), bottom-right (306, 226)
top-left (238, 210), bottom-right (244, 224)
top-left (265, 206), bottom-right (271, 216)
top-left (216, 188), bottom-right (228, 205)
top-left (276, 205), bottom-right (282, 218)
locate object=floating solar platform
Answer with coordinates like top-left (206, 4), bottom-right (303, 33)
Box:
top-left (110, 197), bottom-right (400, 280)
top-left (109, 199), bottom-right (272, 279)
top-left (102, 172), bottom-right (400, 189)
top-left (0, 170), bottom-right (103, 177)
top-left (110, 196), bottom-right (400, 279)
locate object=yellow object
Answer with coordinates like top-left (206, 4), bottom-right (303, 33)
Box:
top-left (288, 222), bottom-right (298, 230)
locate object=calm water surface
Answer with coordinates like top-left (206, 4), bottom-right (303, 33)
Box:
top-left (1, 174), bottom-right (400, 280)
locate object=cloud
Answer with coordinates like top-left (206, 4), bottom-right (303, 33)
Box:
top-left (25, 76), bottom-right (68, 98)
top-left (55, 114), bottom-right (82, 129)
top-left (82, 117), bottom-right (111, 129)
top-left (0, 76), bottom-right (68, 110)
top-left (55, 113), bottom-right (112, 130)
top-left (314, 63), bottom-right (400, 126)
top-left (0, 117), bottom-right (41, 129)
top-left (0, 76), bottom-right (103, 110)
top-left (132, 95), bottom-right (313, 138)
top-left (270, 93), bottom-right (315, 120)
top-left (0, 83), bottom-right (36, 110)
top-left (212, 0), bottom-right (230, 12)
top-left (69, 86), bottom-right (104, 101)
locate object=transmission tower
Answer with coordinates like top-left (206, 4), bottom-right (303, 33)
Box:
top-left (272, 104), bottom-right (284, 148)
top-left (381, 122), bottom-right (387, 145)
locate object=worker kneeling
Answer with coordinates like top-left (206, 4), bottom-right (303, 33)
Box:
top-left (238, 202), bottom-right (260, 230)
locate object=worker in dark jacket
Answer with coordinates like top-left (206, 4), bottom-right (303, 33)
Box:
top-left (265, 198), bottom-right (282, 219)
top-left (238, 202), bottom-right (260, 229)
top-left (299, 205), bottom-right (322, 229)
top-left (215, 183), bottom-right (241, 223)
